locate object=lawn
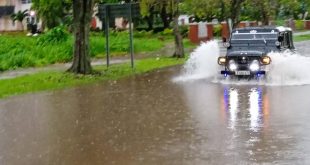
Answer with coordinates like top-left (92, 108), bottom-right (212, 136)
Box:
top-left (0, 57), bottom-right (186, 99)
top-left (0, 30), bottom-right (174, 71)
top-left (293, 34), bottom-right (310, 42)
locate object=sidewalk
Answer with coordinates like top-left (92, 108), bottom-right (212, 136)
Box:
top-left (0, 58), bottom-right (130, 80)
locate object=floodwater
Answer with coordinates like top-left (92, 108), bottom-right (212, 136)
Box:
top-left (1, 66), bottom-right (310, 164)
top-left (0, 41), bottom-right (310, 164)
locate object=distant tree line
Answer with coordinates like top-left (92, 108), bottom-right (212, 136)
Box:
top-left (182, 0), bottom-right (310, 28)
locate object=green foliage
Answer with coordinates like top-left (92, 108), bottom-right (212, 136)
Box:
top-left (179, 25), bottom-right (189, 37)
top-left (133, 30), bottom-right (154, 38)
top-left (37, 26), bottom-right (69, 45)
top-left (0, 35), bottom-right (72, 71)
top-left (295, 20), bottom-right (305, 30)
top-left (0, 32), bottom-right (173, 71)
top-left (275, 19), bottom-right (286, 26)
top-left (32, 0), bottom-right (72, 29)
top-left (182, 0), bottom-right (220, 21)
top-left (11, 10), bottom-right (29, 23)
top-left (162, 28), bottom-right (174, 35)
top-left (294, 34), bottom-right (310, 42)
top-left (213, 24), bottom-right (222, 37)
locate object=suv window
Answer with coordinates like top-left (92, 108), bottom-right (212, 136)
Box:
top-left (232, 33), bottom-right (278, 40)
top-left (280, 32), bottom-right (293, 49)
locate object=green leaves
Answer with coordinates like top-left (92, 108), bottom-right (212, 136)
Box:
top-left (37, 26), bottom-right (69, 45)
top-left (11, 10), bottom-right (29, 23)
top-left (32, 0), bottom-right (72, 29)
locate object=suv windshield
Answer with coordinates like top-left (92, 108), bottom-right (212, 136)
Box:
top-left (232, 33), bottom-right (278, 40)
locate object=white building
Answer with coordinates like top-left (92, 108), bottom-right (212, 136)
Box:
top-left (178, 15), bottom-right (191, 25)
top-left (0, 0), bottom-right (32, 31)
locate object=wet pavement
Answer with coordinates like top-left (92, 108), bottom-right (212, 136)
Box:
top-left (0, 40), bottom-right (309, 165)
top-left (1, 65), bottom-right (310, 164)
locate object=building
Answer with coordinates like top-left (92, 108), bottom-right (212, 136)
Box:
top-left (0, 0), bottom-right (32, 32)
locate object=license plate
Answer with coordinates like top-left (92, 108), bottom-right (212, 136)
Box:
top-left (235, 71), bottom-right (250, 75)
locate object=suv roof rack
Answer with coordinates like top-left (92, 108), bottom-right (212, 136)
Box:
top-left (233, 26), bottom-right (292, 32)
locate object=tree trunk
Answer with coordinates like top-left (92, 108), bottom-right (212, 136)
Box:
top-left (219, 0), bottom-right (226, 22)
top-left (172, 13), bottom-right (184, 58)
top-left (230, 0), bottom-right (245, 29)
top-left (146, 6), bottom-right (154, 30)
top-left (260, 0), bottom-right (270, 25)
top-left (160, 4), bottom-right (170, 29)
top-left (68, 0), bottom-right (93, 74)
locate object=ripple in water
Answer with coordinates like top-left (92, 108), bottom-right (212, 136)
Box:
top-left (174, 40), bottom-right (310, 86)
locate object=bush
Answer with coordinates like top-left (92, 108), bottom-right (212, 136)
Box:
top-left (295, 20), bottom-right (304, 31)
top-left (275, 20), bottom-right (285, 26)
top-left (37, 26), bottom-right (69, 45)
top-left (162, 28), bottom-right (173, 35)
top-left (213, 24), bottom-right (222, 37)
top-left (133, 30), bottom-right (154, 38)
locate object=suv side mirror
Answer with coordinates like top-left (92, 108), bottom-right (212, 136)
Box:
top-left (222, 37), bottom-right (231, 48)
top-left (278, 36), bottom-right (284, 42)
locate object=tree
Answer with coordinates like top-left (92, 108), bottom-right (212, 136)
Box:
top-left (11, 10), bottom-right (28, 31)
top-left (140, 0), bottom-right (156, 30)
top-left (240, 0), bottom-right (277, 25)
top-left (32, 0), bottom-right (72, 29)
top-left (141, 0), bottom-right (184, 57)
top-left (68, 0), bottom-right (95, 74)
top-left (182, 0), bottom-right (219, 22)
top-left (226, 0), bottom-right (246, 28)
top-left (182, 0), bottom-right (245, 29)
top-left (139, 0), bottom-right (175, 29)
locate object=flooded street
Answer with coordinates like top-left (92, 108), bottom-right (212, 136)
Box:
top-left (0, 41), bottom-right (310, 164)
top-left (1, 65), bottom-right (310, 164)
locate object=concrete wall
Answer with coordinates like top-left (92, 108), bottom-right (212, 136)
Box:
top-left (0, 0), bottom-right (32, 32)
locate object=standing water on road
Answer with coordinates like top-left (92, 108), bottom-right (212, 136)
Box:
top-left (174, 41), bottom-right (310, 86)
top-left (2, 41), bottom-right (310, 164)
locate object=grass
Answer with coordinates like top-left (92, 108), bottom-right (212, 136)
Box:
top-left (293, 34), bottom-right (310, 42)
top-left (0, 31), bottom-right (173, 71)
top-left (0, 57), bottom-right (186, 99)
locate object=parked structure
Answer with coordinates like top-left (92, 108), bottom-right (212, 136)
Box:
top-left (0, 0), bottom-right (32, 31)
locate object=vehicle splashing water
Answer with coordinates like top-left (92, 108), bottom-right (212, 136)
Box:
top-left (173, 40), bottom-right (220, 82)
top-left (174, 41), bottom-right (310, 86)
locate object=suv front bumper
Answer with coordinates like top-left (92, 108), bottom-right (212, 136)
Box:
top-left (221, 70), bottom-right (266, 76)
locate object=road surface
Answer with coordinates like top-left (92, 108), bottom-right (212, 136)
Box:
top-left (0, 42), bottom-right (309, 164)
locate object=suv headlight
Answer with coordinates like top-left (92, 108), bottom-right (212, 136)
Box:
top-left (228, 60), bottom-right (237, 71)
top-left (261, 56), bottom-right (271, 65)
top-left (218, 57), bottom-right (226, 65)
top-left (249, 60), bottom-right (260, 71)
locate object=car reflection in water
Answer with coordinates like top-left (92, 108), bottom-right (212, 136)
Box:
top-left (222, 87), bottom-right (270, 131)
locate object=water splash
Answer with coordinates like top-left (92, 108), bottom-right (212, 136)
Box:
top-left (174, 41), bottom-right (310, 86)
top-left (173, 40), bottom-right (220, 82)
top-left (266, 51), bottom-right (310, 86)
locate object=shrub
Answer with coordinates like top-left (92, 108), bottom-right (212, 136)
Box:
top-left (133, 30), bottom-right (154, 38)
top-left (213, 24), bottom-right (222, 37)
top-left (162, 28), bottom-right (173, 35)
top-left (295, 20), bottom-right (304, 31)
top-left (37, 26), bottom-right (69, 45)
